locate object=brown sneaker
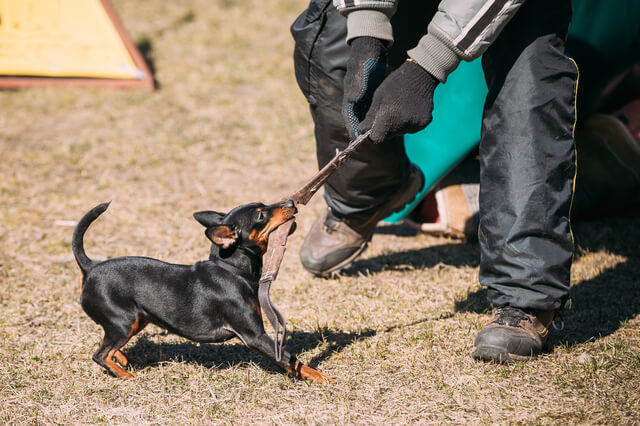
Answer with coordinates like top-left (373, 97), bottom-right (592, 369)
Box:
top-left (299, 167), bottom-right (424, 276)
top-left (472, 306), bottom-right (555, 363)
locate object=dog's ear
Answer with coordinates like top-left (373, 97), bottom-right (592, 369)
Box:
top-left (193, 211), bottom-right (225, 227)
top-left (205, 225), bottom-right (238, 249)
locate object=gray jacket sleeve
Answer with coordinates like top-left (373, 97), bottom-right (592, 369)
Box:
top-left (335, 0), bottom-right (526, 82)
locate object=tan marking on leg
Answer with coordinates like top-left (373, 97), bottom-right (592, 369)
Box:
top-left (291, 361), bottom-right (335, 384)
top-left (104, 349), bottom-right (136, 380)
top-left (119, 317), bottom-right (148, 356)
top-left (113, 350), bottom-right (128, 367)
top-left (107, 318), bottom-right (148, 374)
top-left (127, 317), bottom-right (148, 341)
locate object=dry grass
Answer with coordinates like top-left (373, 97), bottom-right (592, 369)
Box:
top-left (1, 0), bottom-right (639, 424)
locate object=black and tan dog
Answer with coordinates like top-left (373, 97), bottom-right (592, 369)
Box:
top-left (72, 201), bottom-right (333, 383)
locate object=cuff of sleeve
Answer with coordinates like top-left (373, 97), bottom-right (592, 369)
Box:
top-left (346, 10), bottom-right (394, 45)
top-left (407, 33), bottom-right (461, 83)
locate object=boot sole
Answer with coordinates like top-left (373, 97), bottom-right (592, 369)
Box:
top-left (472, 345), bottom-right (536, 364)
top-left (311, 240), bottom-right (370, 278)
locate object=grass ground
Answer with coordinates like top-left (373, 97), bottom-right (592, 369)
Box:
top-left (1, 0), bottom-right (639, 423)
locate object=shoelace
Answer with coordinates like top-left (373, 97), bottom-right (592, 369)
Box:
top-left (495, 306), bottom-right (532, 328)
top-left (323, 209), bottom-right (341, 234)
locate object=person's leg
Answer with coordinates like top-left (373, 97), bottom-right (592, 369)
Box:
top-left (473, 0), bottom-right (578, 362)
top-left (291, 0), bottom-right (434, 275)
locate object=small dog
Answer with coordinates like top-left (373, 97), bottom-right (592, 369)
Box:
top-left (72, 201), bottom-right (333, 383)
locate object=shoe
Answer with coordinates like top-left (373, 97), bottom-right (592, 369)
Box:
top-left (299, 167), bottom-right (424, 276)
top-left (472, 306), bottom-right (555, 363)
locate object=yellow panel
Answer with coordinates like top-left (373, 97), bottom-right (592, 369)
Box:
top-left (0, 0), bottom-right (144, 79)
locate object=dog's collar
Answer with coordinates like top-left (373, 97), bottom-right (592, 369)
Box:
top-left (234, 245), bottom-right (262, 260)
top-left (210, 256), bottom-right (258, 284)
top-left (210, 244), bottom-right (262, 278)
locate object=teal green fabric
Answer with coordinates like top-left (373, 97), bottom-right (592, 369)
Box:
top-left (567, 0), bottom-right (640, 115)
top-left (386, 58), bottom-right (487, 222)
top-left (569, 0), bottom-right (640, 66)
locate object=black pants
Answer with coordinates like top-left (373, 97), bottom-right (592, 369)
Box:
top-left (291, 0), bottom-right (578, 311)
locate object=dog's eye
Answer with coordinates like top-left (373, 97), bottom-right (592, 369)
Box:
top-left (257, 211), bottom-right (265, 221)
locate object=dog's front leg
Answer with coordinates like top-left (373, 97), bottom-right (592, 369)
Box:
top-left (229, 327), bottom-right (334, 384)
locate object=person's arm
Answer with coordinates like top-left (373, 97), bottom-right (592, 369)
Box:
top-left (355, 0), bottom-right (528, 144)
top-left (333, 1), bottom-right (397, 44)
top-left (409, 0), bottom-right (527, 82)
top-left (335, 0), bottom-right (527, 81)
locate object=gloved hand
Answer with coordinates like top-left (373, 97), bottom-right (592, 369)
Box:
top-left (359, 59), bottom-right (439, 144)
top-left (342, 36), bottom-right (388, 140)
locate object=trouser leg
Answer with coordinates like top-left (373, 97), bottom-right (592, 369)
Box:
top-left (291, 1), bottom-right (436, 218)
top-left (479, 0), bottom-right (578, 311)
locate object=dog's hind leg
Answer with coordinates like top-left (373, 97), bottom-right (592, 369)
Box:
top-left (113, 350), bottom-right (129, 367)
top-left (112, 318), bottom-right (149, 368)
top-left (92, 317), bottom-right (148, 379)
top-left (92, 332), bottom-right (136, 379)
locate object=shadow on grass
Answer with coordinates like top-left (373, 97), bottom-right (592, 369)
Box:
top-left (373, 223), bottom-right (418, 237)
top-left (338, 241), bottom-right (479, 277)
top-left (124, 327), bottom-right (377, 375)
top-left (122, 315), bottom-right (449, 375)
top-left (135, 37), bottom-right (159, 89)
top-left (455, 213), bottom-right (640, 349)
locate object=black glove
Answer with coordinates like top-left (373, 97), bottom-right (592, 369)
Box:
top-left (342, 36), bottom-right (388, 140)
top-left (359, 60), bottom-right (439, 144)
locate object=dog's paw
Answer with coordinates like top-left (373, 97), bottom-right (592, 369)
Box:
top-left (297, 364), bottom-right (335, 384)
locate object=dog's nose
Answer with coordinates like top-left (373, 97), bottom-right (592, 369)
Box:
top-left (285, 199), bottom-right (295, 209)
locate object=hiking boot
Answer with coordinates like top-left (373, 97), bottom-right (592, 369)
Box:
top-left (300, 167), bottom-right (424, 276)
top-left (472, 306), bottom-right (555, 363)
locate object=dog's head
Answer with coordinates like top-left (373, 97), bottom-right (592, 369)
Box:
top-left (193, 200), bottom-right (297, 254)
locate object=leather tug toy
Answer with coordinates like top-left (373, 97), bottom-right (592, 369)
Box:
top-left (259, 130), bottom-right (372, 361)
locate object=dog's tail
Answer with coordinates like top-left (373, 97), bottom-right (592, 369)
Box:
top-left (72, 202), bottom-right (110, 278)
